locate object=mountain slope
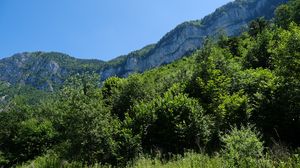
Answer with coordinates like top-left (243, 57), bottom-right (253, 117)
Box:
top-left (0, 0), bottom-right (288, 90)
top-left (100, 0), bottom-right (288, 80)
top-left (0, 52), bottom-right (105, 91)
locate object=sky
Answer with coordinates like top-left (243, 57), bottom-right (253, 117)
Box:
top-left (0, 0), bottom-right (232, 61)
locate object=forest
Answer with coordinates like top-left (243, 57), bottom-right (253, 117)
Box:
top-left (1, 0), bottom-right (300, 167)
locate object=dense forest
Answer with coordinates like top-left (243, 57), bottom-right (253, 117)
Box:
top-left (1, 0), bottom-right (300, 167)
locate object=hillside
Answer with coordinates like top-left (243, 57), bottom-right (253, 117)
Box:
top-left (99, 0), bottom-right (288, 80)
top-left (0, 0), bottom-right (288, 91)
top-left (1, 0), bottom-right (300, 167)
top-left (0, 52), bottom-right (105, 91)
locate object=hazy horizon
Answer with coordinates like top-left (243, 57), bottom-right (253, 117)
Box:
top-left (0, 0), bottom-right (232, 61)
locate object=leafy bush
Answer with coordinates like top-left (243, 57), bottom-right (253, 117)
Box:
top-left (221, 125), bottom-right (264, 167)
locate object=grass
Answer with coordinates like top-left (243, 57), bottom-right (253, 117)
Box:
top-left (17, 151), bottom-right (300, 168)
top-left (128, 153), bottom-right (223, 168)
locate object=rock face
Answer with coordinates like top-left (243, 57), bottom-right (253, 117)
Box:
top-left (0, 0), bottom-right (288, 90)
top-left (100, 0), bottom-right (288, 80)
top-left (0, 52), bottom-right (66, 91)
top-left (0, 52), bottom-right (104, 91)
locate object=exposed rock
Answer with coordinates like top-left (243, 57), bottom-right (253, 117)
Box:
top-left (0, 0), bottom-right (288, 90)
top-left (100, 0), bottom-right (288, 80)
top-left (0, 52), bottom-right (104, 91)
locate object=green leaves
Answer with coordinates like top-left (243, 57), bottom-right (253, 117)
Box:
top-left (3, 1), bottom-right (300, 166)
top-left (221, 125), bottom-right (264, 167)
top-left (275, 0), bottom-right (300, 29)
top-left (216, 92), bottom-right (251, 127)
top-left (53, 73), bottom-right (121, 164)
top-left (269, 23), bottom-right (300, 77)
top-left (14, 119), bottom-right (56, 161)
top-left (131, 85), bottom-right (213, 153)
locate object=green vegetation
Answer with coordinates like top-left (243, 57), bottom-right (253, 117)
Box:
top-left (1, 0), bottom-right (300, 167)
top-left (107, 44), bottom-right (156, 67)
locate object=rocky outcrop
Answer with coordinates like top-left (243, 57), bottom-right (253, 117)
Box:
top-left (0, 52), bottom-right (104, 91)
top-left (0, 52), bottom-right (63, 91)
top-left (100, 0), bottom-right (288, 80)
top-left (0, 0), bottom-right (288, 90)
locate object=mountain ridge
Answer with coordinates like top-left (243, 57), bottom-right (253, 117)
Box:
top-left (0, 0), bottom-right (288, 91)
top-left (100, 0), bottom-right (287, 80)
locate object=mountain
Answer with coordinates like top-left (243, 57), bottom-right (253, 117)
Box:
top-left (99, 0), bottom-right (288, 80)
top-left (0, 52), bottom-right (105, 91)
top-left (0, 0), bottom-right (288, 91)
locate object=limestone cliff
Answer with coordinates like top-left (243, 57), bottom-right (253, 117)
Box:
top-left (0, 0), bottom-right (288, 91)
top-left (100, 0), bottom-right (288, 80)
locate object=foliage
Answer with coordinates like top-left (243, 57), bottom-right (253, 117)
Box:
top-left (130, 84), bottom-right (213, 154)
top-left (0, 96), bottom-right (58, 167)
top-left (50, 73), bottom-right (122, 165)
top-left (14, 118), bottom-right (56, 162)
top-left (275, 0), bottom-right (300, 28)
top-left (248, 17), bottom-right (269, 37)
top-left (2, 1), bottom-right (300, 167)
top-left (0, 151), bottom-right (8, 166)
top-left (243, 29), bottom-right (274, 68)
top-left (107, 44), bottom-right (155, 67)
top-left (267, 23), bottom-right (300, 144)
top-left (221, 125), bottom-right (264, 167)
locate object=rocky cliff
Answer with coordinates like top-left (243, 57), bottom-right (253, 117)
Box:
top-left (100, 0), bottom-right (288, 80)
top-left (0, 0), bottom-right (288, 91)
top-left (0, 52), bottom-right (104, 91)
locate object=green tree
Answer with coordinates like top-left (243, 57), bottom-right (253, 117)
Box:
top-left (55, 73), bottom-right (121, 164)
top-left (275, 0), bottom-right (300, 28)
top-left (0, 96), bottom-right (57, 166)
top-left (248, 17), bottom-right (269, 37)
top-left (275, 4), bottom-right (293, 29)
top-left (111, 74), bottom-right (149, 120)
top-left (131, 84), bottom-right (213, 154)
top-left (243, 29), bottom-right (274, 68)
top-left (101, 76), bottom-right (125, 107)
top-left (14, 118), bottom-right (56, 162)
top-left (215, 92), bottom-right (251, 128)
top-left (267, 23), bottom-right (300, 145)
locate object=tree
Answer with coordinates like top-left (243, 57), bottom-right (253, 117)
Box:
top-left (243, 29), bottom-right (274, 68)
top-left (55, 73), bottom-right (121, 164)
top-left (275, 4), bottom-right (292, 29)
top-left (215, 92), bottom-right (251, 129)
top-left (218, 32), bottom-right (241, 57)
top-left (275, 0), bottom-right (300, 28)
top-left (0, 96), bottom-right (57, 166)
top-left (248, 17), bottom-right (269, 37)
top-left (110, 74), bottom-right (149, 120)
top-left (101, 76), bottom-right (125, 107)
top-left (14, 118), bottom-right (56, 162)
top-left (267, 23), bottom-right (300, 145)
top-left (131, 84), bottom-right (213, 154)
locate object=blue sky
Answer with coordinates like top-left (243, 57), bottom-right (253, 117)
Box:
top-left (0, 0), bottom-right (232, 61)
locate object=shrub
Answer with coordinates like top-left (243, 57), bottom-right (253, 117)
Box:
top-left (221, 125), bottom-right (264, 167)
